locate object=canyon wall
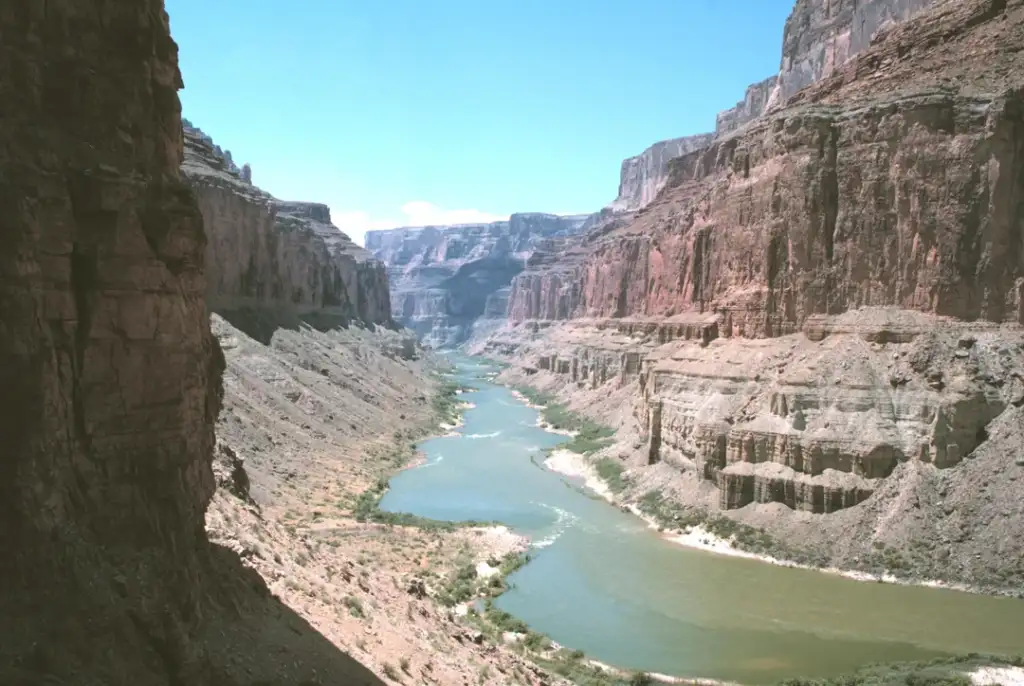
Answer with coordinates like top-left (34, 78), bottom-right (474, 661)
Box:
top-left (493, 0), bottom-right (1024, 534)
top-left (367, 0), bottom-right (951, 350)
top-left (715, 76), bottom-right (780, 135)
top-left (183, 126), bottom-right (391, 342)
top-left (0, 3), bottom-right (390, 683)
top-left (507, 1), bottom-right (959, 324)
top-left (717, 0), bottom-right (945, 137)
top-left (610, 134), bottom-right (715, 212)
top-left (771, 0), bottom-right (943, 108)
top-left (365, 213), bottom-right (587, 347)
top-left (508, 0), bottom-right (1022, 328)
top-left (0, 1), bottom-right (218, 681)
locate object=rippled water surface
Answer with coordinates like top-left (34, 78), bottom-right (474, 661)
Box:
top-left (379, 357), bottom-right (1024, 684)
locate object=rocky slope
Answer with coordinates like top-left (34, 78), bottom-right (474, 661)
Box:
top-left (0, 2), bottom-right (393, 684)
top-left (483, 0), bottom-right (1024, 592)
top-left (365, 213), bottom-right (587, 347)
top-left (208, 314), bottom-right (571, 686)
top-left (184, 126), bottom-right (391, 343)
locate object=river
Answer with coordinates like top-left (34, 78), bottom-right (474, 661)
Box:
top-left (379, 356), bottom-right (1024, 684)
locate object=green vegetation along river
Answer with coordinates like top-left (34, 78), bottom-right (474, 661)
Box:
top-left (379, 357), bottom-right (1024, 684)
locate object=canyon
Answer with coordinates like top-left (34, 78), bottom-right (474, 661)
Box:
top-left (365, 213), bottom-right (587, 347)
top-left (476, 0), bottom-right (1024, 593)
top-left (0, 3), bottom-right (564, 686)
top-left (2, 0), bottom-right (1022, 683)
top-left (373, 1), bottom-right (977, 351)
top-left (0, 2), bottom-right (384, 682)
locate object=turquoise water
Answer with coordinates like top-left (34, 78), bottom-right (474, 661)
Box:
top-left (379, 357), bottom-right (1024, 684)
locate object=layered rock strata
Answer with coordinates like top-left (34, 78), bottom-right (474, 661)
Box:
top-left (771, 0), bottom-right (943, 108)
top-left (492, 0), bottom-right (1024, 519)
top-left (487, 311), bottom-right (1024, 514)
top-left (365, 213), bottom-right (587, 347)
top-left (715, 76), bottom-right (780, 135)
top-left (508, 0), bottom-right (1024, 329)
top-left (184, 126), bottom-right (391, 342)
top-left (610, 134), bottom-right (715, 212)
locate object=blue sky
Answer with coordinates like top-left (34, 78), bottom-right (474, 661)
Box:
top-left (167, 0), bottom-right (793, 244)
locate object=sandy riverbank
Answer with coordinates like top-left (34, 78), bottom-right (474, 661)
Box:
top-left (456, 524), bottom-right (530, 560)
top-left (544, 449), bottom-right (611, 500)
top-left (509, 389), bottom-right (543, 410)
top-left (541, 448), bottom-right (972, 593)
top-left (508, 389), bottom-right (579, 437)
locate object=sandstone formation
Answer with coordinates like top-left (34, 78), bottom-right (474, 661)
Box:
top-left (715, 76), bottom-right (779, 135)
top-left (488, 0), bottom-right (1024, 552)
top-left (508, 0), bottom-right (1023, 330)
top-left (0, 3), bottom-right (387, 683)
top-left (771, 0), bottom-right (943, 108)
top-left (610, 134), bottom-right (715, 212)
top-left (184, 125), bottom-right (391, 343)
top-left (369, 3), bottom-right (954, 349)
top-left (717, 0), bottom-right (946, 136)
top-left (365, 213), bottom-right (587, 347)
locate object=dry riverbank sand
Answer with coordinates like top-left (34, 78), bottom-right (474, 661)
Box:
top-left (541, 446), bottom-right (971, 592)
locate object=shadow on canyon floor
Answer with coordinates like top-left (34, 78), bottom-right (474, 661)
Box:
top-left (0, 542), bottom-right (385, 686)
top-left (215, 305), bottom-right (393, 346)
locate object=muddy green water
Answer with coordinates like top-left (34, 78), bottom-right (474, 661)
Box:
top-left (379, 357), bottom-right (1024, 684)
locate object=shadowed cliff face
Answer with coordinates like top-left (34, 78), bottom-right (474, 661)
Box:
top-left (0, 3), bottom-right (385, 684)
top-left (0, 0), bottom-right (222, 676)
top-left (183, 127), bottom-right (392, 343)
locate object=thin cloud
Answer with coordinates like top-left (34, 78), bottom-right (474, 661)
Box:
top-left (331, 201), bottom-right (510, 246)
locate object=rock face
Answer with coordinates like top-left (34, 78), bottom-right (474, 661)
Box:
top-left (634, 316), bottom-right (1021, 514)
top-left (183, 126), bottom-right (391, 342)
top-left (491, 0), bottom-right (1024, 524)
top-left (611, 134), bottom-right (716, 212)
top-left (771, 0), bottom-right (943, 108)
top-left (509, 0), bottom-right (1024, 329)
top-left (0, 4), bottom-right (388, 683)
top-left (375, 2), bottom-right (953, 349)
top-left (0, 0), bottom-right (222, 679)
top-left (365, 213), bottom-right (587, 347)
top-left (715, 76), bottom-right (780, 135)
top-left (507, 2), bottom-right (962, 325)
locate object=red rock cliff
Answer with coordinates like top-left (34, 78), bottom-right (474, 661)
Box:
top-left (0, 0), bottom-right (225, 679)
top-left (0, 3), bottom-right (384, 684)
top-left (183, 126), bottom-right (392, 343)
top-left (508, 0), bottom-right (1024, 333)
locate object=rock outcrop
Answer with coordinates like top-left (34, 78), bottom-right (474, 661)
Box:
top-left (0, 3), bottom-right (386, 683)
top-left (771, 0), bottom-right (943, 108)
top-left (0, 1), bottom-right (224, 679)
top-left (715, 76), bottom-right (780, 135)
top-left (507, 2), bottom-right (964, 326)
top-left (365, 213), bottom-right (587, 347)
top-left (610, 134), bottom-right (715, 212)
top-left (184, 126), bottom-right (391, 342)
